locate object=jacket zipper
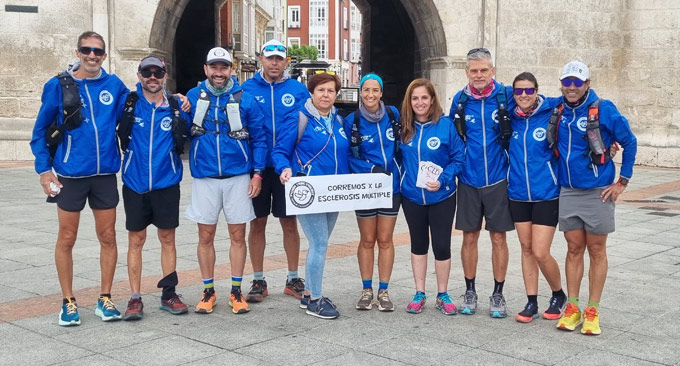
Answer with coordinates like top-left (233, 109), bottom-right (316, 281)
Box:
top-left (523, 118), bottom-right (531, 201)
top-left (63, 135), bottom-right (72, 163)
top-left (149, 107), bottom-right (156, 191)
top-left (83, 84), bottom-right (100, 174)
top-left (481, 99), bottom-right (489, 186)
top-left (417, 125), bottom-right (426, 204)
top-left (216, 95), bottom-right (221, 176)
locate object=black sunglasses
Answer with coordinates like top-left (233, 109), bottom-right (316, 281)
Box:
top-left (78, 46), bottom-right (106, 56)
top-left (467, 47), bottom-right (491, 57)
top-left (513, 87), bottom-right (536, 96)
top-left (140, 69), bottom-right (166, 79)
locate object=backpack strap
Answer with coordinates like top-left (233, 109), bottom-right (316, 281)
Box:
top-left (547, 102), bottom-right (564, 158)
top-left (585, 98), bottom-right (609, 166)
top-left (453, 93), bottom-right (468, 143)
top-left (165, 91), bottom-right (188, 155)
top-left (385, 105), bottom-right (401, 159)
top-left (350, 109), bottom-right (362, 159)
top-left (297, 111), bottom-right (308, 144)
top-left (496, 88), bottom-right (512, 150)
top-left (116, 91), bottom-right (139, 152)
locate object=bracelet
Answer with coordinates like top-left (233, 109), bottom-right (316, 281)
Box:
top-left (253, 174), bottom-right (262, 180)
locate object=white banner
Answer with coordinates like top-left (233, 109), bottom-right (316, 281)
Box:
top-left (285, 173), bottom-right (393, 215)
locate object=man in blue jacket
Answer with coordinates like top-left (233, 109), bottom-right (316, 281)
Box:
top-left (241, 40), bottom-right (309, 302)
top-left (449, 48), bottom-right (515, 318)
top-left (185, 47), bottom-right (266, 315)
top-left (30, 31), bottom-right (128, 326)
top-left (552, 61), bottom-right (637, 335)
top-left (120, 55), bottom-right (191, 321)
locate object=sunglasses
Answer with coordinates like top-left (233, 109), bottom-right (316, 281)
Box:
top-left (140, 69), bottom-right (166, 79)
top-left (467, 47), bottom-right (491, 56)
top-left (78, 46), bottom-right (106, 56)
top-left (263, 45), bottom-right (286, 53)
top-left (561, 78), bottom-right (585, 87)
top-left (314, 70), bottom-right (336, 75)
top-left (513, 87), bottom-right (536, 96)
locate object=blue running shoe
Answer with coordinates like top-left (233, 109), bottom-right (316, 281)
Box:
top-left (95, 296), bottom-right (123, 321)
top-left (300, 294), bottom-right (311, 309)
top-left (306, 297), bottom-right (339, 319)
top-left (406, 292), bottom-right (427, 314)
top-left (59, 299), bottom-right (81, 326)
top-left (436, 293), bottom-right (458, 315)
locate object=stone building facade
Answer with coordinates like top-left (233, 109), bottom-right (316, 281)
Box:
top-left (1, 0), bottom-right (678, 166)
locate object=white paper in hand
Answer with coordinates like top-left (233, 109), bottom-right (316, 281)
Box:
top-left (416, 161), bottom-right (443, 188)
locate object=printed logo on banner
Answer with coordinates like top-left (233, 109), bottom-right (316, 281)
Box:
top-left (289, 181), bottom-right (315, 209)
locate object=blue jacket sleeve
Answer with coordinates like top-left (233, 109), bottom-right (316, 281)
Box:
top-left (272, 112), bottom-right (298, 174)
top-left (604, 101), bottom-right (637, 179)
top-left (30, 78), bottom-right (60, 174)
top-left (243, 94), bottom-right (267, 171)
top-left (438, 121), bottom-right (466, 188)
top-left (343, 112), bottom-right (375, 174)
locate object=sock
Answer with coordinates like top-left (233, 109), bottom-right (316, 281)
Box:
top-left (493, 280), bottom-right (505, 294)
top-left (465, 277), bottom-right (476, 291)
top-left (63, 297), bottom-right (76, 305)
top-left (231, 276), bottom-right (243, 293)
top-left (157, 271), bottom-right (179, 300)
top-left (568, 297), bottom-right (579, 307)
top-left (437, 292), bottom-right (447, 298)
top-left (362, 279), bottom-right (372, 289)
top-left (378, 281), bottom-right (388, 291)
top-left (100, 293), bottom-right (112, 299)
top-left (552, 288), bottom-right (565, 299)
top-left (416, 291), bottom-right (426, 296)
top-left (527, 295), bottom-right (538, 305)
top-left (587, 300), bottom-right (599, 311)
top-left (203, 278), bottom-right (214, 292)
top-left (287, 270), bottom-right (298, 281)
top-left (131, 293), bottom-right (142, 300)
top-left (253, 271), bottom-right (264, 281)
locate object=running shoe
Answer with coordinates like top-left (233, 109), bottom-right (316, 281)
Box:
top-left (229, 290), bottom-right (250, 314)
top-left (160, 294), bottom-right (188, 315)
top-left (556, 302), bottom-right (582, 331)
top-left (376, 289), bottom-right (394, 312)
top-left (581, 306), bottom-right (601, 335)
top-left (459, 289), bottom-right (478, 315)
top-left (406, 292), bottom-right (427, 314)
top-left (300, 294), bottom-right (311, 309)
top-left (123, 297), bottom-right (144, 321)
top-left (245, 279), bottom-right (268, 303)
top-left (435, 293), bottom-right (458, 315)
top-left (306, 297), bottom-right (339, 319)
top-left (195, 289), bottom-right (216, 314)
top-left (58, 299), bottom-right (81, 326)
top-left (284, 277), bottom-right (306, 299)
top-left (356, 288), bottom-right (374, 310)
top-left (489, 293), bottom-right (508, 318)
top-left (543, 294), bottom-right (567, 320)
top-left (95, 296), bottom-right (123, 321)
top-left (516, 302), bottom-right (538, 323)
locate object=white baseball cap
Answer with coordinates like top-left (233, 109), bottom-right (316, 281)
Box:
top-left (261, 40), bottom-right (287, 58)
top-left (206, 47), bottom-right (232, 65)
top-left (560, 61), bottom-right (590, 81)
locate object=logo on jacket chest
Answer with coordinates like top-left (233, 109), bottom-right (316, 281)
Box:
top-left (576, 117), bottom-right (587, 132)
top-left (99, 90), bottom-right (113, 105)
top-left (533, 127), bottom-right (546, 141)
top-left (161, 116), bottom-right (172, 131)
top-left (427, 137), bottom-right (441, 150)
top-left (386, 128), bottom-right (395, 141)
top-left (281, 93), bottom-right (295, 107)
top-left (492, 109), bottom-right (499, 123)
top-left (337, 128), bottom-right (347, 139)
top-left (255, 96), bottom-right (266, 103)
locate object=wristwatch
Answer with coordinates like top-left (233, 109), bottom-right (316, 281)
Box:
top-left (253, 169), bottom-right (263, 176)
top-left (617, 177), bottom-right (629, 186)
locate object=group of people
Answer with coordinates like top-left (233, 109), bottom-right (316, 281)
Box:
top-left (31, 31), bottom-right (637, 337)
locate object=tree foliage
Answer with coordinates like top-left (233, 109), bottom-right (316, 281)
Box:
top-left (288, 44), bottom-right (318, 61)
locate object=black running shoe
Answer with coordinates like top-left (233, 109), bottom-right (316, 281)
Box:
top-left (516, 302), bottom-right (538, 323)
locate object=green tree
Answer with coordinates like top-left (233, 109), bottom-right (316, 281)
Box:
top-left (288, 44), bottom-right (319, 61)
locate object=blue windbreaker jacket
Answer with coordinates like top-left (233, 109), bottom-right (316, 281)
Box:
top-left (272, 99), bottom-right (350, 176)
top-left (241, 71), bottom-right (309, 168)
top-left (186, 78), bottom-right (266, 178)
top-left (507, 96), bottom-right (560, 201)
top-left (343, 105), bottom-right (401, 194)
top-left (399, 116), bottom-right (465, 205)
top-left (547, 90), bottom-right (637, 189)
top-left (449, 80), bottom-right (514, 188)
top-left (31, 64), bottom-right (128, 177)
top-left (121, 83), bottom-right (191, 194)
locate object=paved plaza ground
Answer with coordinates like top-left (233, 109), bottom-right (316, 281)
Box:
top-left (1, 162), bottom-right (679, 365)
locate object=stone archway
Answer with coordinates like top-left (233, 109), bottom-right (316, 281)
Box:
top-left (148, 0), bottom-right (192, 91)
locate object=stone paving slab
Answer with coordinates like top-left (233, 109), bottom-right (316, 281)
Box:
top-left (1, 163), bottom-right (680, 365)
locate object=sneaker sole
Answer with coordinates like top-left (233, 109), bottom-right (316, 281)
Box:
top-left (556, 321), bottom-right (582, 331)
top-left (436, 305), bottom-right (457, 315)
top-left (58, 314), bottom-right (81, 326)
top-left (95, 308), bottom-right (122, 321)
top-left (490, 311), bottom-right (507, 318)
top-left (245, 293), bottom-right (267, 303)
top-left (515, 313), bottom-right (538, 323)
top-left (194, 302), bottom-right (215, 314)
top-left (160, 306), bottom-right (188, 315)
top-left (377, 304), bottom-right (395, 312)
top-left (284, 287), bottom-right (303, 299)
top-left (229, 300), bottom-right (250, 314)
top-left (460, 307), bottom-right (476, 315)
top-left (122, 312), bottom-right (143, 321)
top-left (406, 305), bottom-right (424, 314)
top-left (305, 309), bottom-right (338, 319)
top-left (542, 312), bottom-right (562, 320)
top-left (355, 301), bottom-right (374, 310)
top-left (581, 328), bottom-right (601, 335)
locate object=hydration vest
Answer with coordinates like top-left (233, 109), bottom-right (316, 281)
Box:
top-left (546, 99), bottom-right (610, 166)
top-left (350, 106), bottom-right (401, 160)
top-left (452, 89), bottom-right (512, 150)
top-left (45, 71), bottom-right (83, 160)
top-left (190, 90), bottom-right (245, 139)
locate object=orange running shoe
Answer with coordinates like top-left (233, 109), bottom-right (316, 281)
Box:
top-left (229, 291), bottom-right (250, 314)
top-left (195, 289), bottom-right (216, 314)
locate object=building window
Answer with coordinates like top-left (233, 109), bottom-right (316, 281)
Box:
top-left (310, 1), bottom-right (327, 27)
top-left (232, 1), bottom-right (241, 51)
top-left (344, 39), bottom-right (348, 60)
top-left (344, 7), bottom-right (348, 29)
top-left (310, 33), bottom-right (327, 60)
top-left (351, 39), bottom-right (360, 62)
top-left (288, 37), bottom-right (300, 47)
top-left (288, 6), bottom-right (300, 28)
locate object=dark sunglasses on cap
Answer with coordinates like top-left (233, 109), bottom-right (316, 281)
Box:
top-left (467, 47), bottom-right (491, 56)
top-left (513, 87), bottom-right (536, 96)
top-left (140, 69), bottom-right (166, 79)
top-left (561, 78), bottom-right (585, 87)
top-left (263, 45), bottom-right (286, 53)
top-left (78, 46), bottom-right (106, 56)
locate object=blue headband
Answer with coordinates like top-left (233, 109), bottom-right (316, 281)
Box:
top-left (360, 74), bottom-right (383, 91)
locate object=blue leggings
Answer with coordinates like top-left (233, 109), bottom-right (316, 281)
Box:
top-left (297, 212), bottom-right (339, 299)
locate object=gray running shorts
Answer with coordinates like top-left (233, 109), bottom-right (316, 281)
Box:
top-left (455, 180), bottom-right (514, 232)
top-left (558, 186), bottom-right (615, 234)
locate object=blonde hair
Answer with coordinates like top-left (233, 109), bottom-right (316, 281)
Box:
top-left (400, 78), bottom-right (442, 144)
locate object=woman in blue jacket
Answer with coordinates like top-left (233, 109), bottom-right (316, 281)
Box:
top-left (507, 72), bottom-right (566, 323)
top-left (272, 72), bottom-right (349, 319)
top-left (399, 78), bottom-right (465, 315)
top-left (343, 74), bottom-right (401, 312)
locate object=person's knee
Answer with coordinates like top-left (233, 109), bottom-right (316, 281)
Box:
top-left (157, 230), bottom-right (175, 248)
top-left (433, 247), bottom-right (452, 261)
top-left (532, 247), bottom-right (550, 263)
top-left (128, 231), bottom-right (146, 250)
top-left (489, 232), bottom-right (507, 246)
top-left (250, 216), bottom-right (267, 231)
top-left (376, 236), bottom-right (393, 251)
top-left (98, 227), bottom-right (116, 247)
top-left (462, 232), bottom-right (480, 247)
